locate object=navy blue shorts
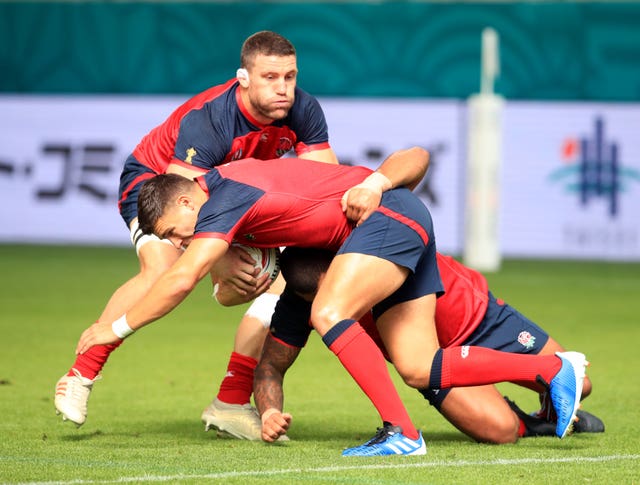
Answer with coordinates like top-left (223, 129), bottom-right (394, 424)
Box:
top-left (118, 155), bottom-right (156, 226)
top-left (337, 188), bottom-right (444, 316)
top-left (420, 292), bottom-right (550, 409)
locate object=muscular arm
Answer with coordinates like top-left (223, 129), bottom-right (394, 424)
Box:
top-left (298, 147), bottom-right (339, 165)
top-left (254, 335), bottom-right (301, 441)
top-left (342, 146), bottom-right (430, 225)
top-left (76, 238), bottom-right (229, 353)
top-left (375, 146), bottom-right (430, 191)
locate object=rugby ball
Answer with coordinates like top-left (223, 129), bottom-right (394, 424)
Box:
top-left (234, 244), bottom-right (281, 282)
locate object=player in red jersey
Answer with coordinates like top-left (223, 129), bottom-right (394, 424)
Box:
top-left (75, 149), bottom-right (588, 456)
top-left (253, 247), bottom-right (604, 444)
top-left (54, 31), bottom-right (340, 438)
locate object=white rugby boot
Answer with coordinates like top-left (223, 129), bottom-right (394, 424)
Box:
top-left (54, 368), bottom-right (99, 426)
top-left (201, 398), bottom-right (289, 441)
top-left (201, 398), bottom-right (263, 440)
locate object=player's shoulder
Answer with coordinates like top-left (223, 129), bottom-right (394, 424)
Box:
top-left (287, 86), bottom-right (327, 131)
top-left (179, 80), bottom-right (239, 137)
top-left (195, 79), bottom-right (237, 104)
top-left (293, 85), bottom-right (322, 109)
top-left (200, 80), bottom-right (239, 119)
top-left (176, 79), bottom-right (235, 114)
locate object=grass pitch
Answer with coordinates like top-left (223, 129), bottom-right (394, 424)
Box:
top-left (0, 245), bottom-right (639, 484)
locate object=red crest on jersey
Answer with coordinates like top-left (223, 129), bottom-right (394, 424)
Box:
top-left (276, 137), bottom-right (293, 157)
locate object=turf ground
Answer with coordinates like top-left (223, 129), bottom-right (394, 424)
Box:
top-left (1, 244), bottom-right (639, 484)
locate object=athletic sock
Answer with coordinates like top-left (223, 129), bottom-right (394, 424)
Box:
top-left (69, 340), bottom-right (123, 380)
top-left (216, 352), bottom-right (257, 405)
top-left (428, 346), bottom-right (562, 390)
top-left (322, 319), bottom-right (418, 440)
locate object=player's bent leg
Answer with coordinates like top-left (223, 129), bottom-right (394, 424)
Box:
top-left (438, 386), bottom-right (520, 444)
top-left (233, 297), bottom-right (278, 358)
top-left (98, 236), bottom-right (181, 325)
top-left (312, 254), bottom-right (422, 445)
top-left (311, 253), bottom-right (409, 335)
top-left (202, 291), bottom-right (281, 440)
top-left (55, 237), bottom-right (181, 425)
top-left (376, 295), bottom-right (439, 390)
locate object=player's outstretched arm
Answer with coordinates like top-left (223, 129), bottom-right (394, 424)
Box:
top-left (254, 335), bottom-right (300, 442)
top-left (342, 146), bottom-right (430, 226)
top-left (75, 238), bottom-right (228, 354)
top-left (376, 146), bottom-right (430, 191)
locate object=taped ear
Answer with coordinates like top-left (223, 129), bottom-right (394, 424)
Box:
top-left (236, 68), bottom-right (249, 87)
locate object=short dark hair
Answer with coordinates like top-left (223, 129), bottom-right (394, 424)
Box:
top-left (280, 247), bottom-right (335, 296)
top-left (240, 31), bottom-right (296, 68)
top-left (137, 173), bottom-right (194, 236)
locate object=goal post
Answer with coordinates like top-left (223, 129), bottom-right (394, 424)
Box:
top-left (463, 28), bottom-right (505, 272)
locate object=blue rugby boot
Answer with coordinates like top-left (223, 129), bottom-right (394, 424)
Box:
top-left (549, 351), bottom-right (587, 438)
top-left (342, 423), bottom-right (426, 457)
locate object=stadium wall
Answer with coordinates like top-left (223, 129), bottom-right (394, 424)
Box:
top-left (1, 1), bottom-right (640, 100)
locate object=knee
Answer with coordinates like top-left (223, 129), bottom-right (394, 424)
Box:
top-left (395, 362), bottom-right (430, 390)
top-left (310, 305), bottom-right (343, 336)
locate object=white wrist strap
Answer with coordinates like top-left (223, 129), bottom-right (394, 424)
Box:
top-left (359, 172), bottom-right (392, 193)
top-left (112, 315), bottom-right (135, 339)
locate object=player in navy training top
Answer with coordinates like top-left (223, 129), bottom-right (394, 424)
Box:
top-left (118, 79), bottom-right (332, 226)
top-left (55, 31), bottom-right (341, 436)
top-left (76, 149), bottom-right (588, 454)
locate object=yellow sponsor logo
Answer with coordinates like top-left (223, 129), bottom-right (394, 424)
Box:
top-left (185, 147), bottom-right (197, 164)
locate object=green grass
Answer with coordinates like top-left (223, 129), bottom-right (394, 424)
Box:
top-left (1, 245), bottom-right (639, 484)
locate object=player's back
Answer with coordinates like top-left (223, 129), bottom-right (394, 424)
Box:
top-left (434, 254), bottom-right (490, 347)
top-left (205, 158), bottom-right (372, 250)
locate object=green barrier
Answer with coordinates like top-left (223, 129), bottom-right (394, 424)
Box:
top-left (1, 1), bottom-right (639, 100)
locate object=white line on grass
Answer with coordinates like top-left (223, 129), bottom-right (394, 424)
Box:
top-left (18, 454), bottom-right (640, 484)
